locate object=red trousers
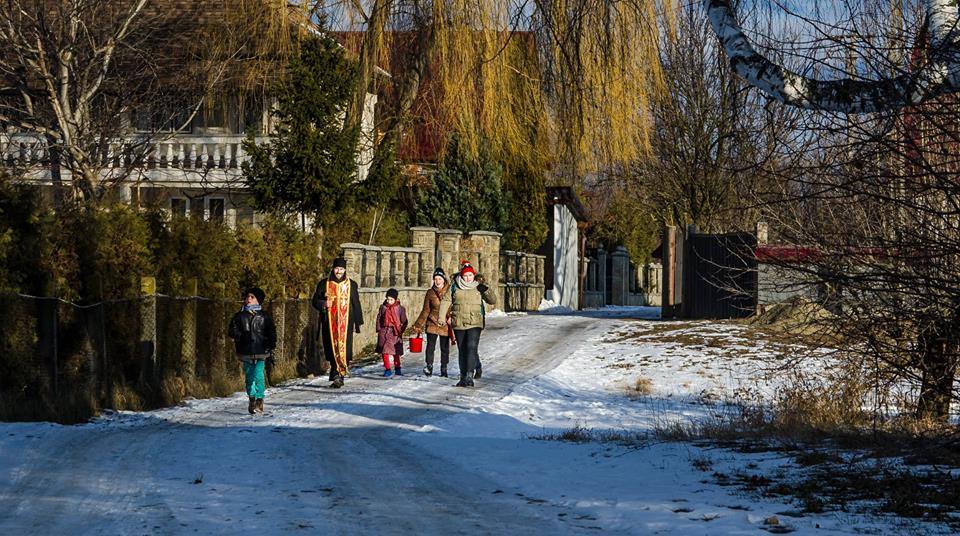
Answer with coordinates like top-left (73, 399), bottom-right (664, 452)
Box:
top-left (382, 354), bottom-right (401, 370)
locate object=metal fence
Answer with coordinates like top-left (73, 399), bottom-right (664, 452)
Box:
top-left (0, 292), bottom-right (324, 423)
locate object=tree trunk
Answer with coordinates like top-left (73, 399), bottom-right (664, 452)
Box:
top-left (916, 327), bottom-right (958, 421)
top-left (345, 0), bottom-right (394, 131)
top-left (45, 135), bottom-right (65, 207)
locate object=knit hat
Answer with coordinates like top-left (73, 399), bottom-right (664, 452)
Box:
top-left (245, 287), bottom-right (266, 305)
top-left (459, 261), bottom-right (476, 277)
top-left (386, 288), bottom-right (399, 300)
top-left (332, 257), bottom-right (347, 269)
top-left (432, 267), bottom-right (447, 279)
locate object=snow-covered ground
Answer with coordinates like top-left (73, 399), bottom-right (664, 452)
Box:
top-left (0, 308), bottom-right (949, 534)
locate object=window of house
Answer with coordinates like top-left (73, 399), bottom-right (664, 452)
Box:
top-left (209, 198), bottom-right (225, 222)
top-left (170, 197), bottom-right (188, 217)
top-left (190, 199), bottom-right (205, 219)
top-left (239, 95), bottom-right (264, 134)
top-left (193, 99), bottom-right (229, 132)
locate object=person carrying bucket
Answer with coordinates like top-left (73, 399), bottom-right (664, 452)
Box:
top-left (376, 288), bottom-right (408, 377)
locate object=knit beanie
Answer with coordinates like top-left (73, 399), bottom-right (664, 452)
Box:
top-left (245, 287), bottom-right (266, 305)
top-left (459, 261), bottom-right (476, 277)
top-left (432, 267), bottom-right (447, 279)
top-left (332, 258), bottom-right (347, 269)
top-left (386, 288), bottom-right (399, 300)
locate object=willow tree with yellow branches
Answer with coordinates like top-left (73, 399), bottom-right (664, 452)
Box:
top-left (321, 0), bottom-right (671, 182)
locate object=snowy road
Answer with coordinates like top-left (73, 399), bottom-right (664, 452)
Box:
top-left (1, 313), bottom-right (614, 535)
top-left (0, 308), bottom-right (947, 534)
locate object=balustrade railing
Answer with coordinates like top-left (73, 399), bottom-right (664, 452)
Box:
top-left (0, 134), bottom-right (265, 171)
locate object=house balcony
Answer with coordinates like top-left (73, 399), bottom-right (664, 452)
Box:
top-left (0, 133), bottom-right (268, 188)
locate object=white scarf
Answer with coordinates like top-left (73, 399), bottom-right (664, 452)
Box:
top-left (456, 275), bottom-right (479, 291)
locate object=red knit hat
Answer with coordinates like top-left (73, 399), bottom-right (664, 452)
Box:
top-left (459, 260), bottom-right (476, 276)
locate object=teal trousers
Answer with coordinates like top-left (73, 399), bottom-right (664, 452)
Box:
top-left (243, 359), bottom-right (266, 399)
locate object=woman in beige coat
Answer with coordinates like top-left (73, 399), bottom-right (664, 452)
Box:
top-left (413, 268), bottom-right (451, 377)
top-left (438, 261), bottom-right (497, 387)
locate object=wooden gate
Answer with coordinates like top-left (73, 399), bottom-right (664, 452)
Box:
top-left (662, 226), bottom-right (757, 319)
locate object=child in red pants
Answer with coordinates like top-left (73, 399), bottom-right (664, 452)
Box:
top-left (376, 288), bottom-right (408, 377)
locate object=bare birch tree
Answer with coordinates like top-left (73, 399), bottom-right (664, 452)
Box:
top-left (0, 0), bottom-right (297, 206)
top-left (704, 1), bottom-right (960, 421)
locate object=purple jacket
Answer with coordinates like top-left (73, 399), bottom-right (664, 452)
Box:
top-left (375, 302), bottom-right (408, 356)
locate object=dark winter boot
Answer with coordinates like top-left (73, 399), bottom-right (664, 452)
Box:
top-left (465, 377), bottom-right (475, 387)
top-left (395, 366), bottom-right (402, 376)
top-left (423, 365), bottom-right (433, 376)
top-left (256, 398), bottom-right (264, 413)
top-left (473, 366), bottom-right (482, 380)
top-left (331, 375), bottom-right (344, 388)
top-left (455, 377), bottom-right (467, 387)
top-left (248, 397), bottom-right (256, 414)
top-left (440, 366), bottom-right (448, 377)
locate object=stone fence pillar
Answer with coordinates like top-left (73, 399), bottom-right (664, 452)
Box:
top-left (468, 231), bottom-right (502, 308)
top-left (411, 226), bottom-right (438, 286)
top-left (596, 248), bottom-right (608, 305)
top-left (341, 243), bottom-right (365, 279)
top-left (610, 247), bottom-right (630, 306)
top-left (437, 229), bottom-right (462, 278)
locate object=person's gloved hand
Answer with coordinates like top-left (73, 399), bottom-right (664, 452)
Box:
top-left (477, 283), bottom-right (488, 294)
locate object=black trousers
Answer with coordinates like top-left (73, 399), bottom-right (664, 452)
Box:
top-left (454, 327), bottom-right (482, 380)
top-left (425, 333), bottom-right (450, 367)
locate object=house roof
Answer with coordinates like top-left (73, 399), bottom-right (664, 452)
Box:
top-left (546, 186), bottom-right (588, 222)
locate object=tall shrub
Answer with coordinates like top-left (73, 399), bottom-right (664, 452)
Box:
top-left (242, 34), bottom-right (361, 228)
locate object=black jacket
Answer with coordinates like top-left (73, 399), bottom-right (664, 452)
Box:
top-left (228, 309), bottom-right (277, 356)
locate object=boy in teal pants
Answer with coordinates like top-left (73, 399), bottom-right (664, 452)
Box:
top-left (228, 287), bottom-right (277, 414)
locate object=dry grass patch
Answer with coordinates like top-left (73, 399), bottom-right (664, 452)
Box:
top-left (627, 376), bottom-right (654, 399)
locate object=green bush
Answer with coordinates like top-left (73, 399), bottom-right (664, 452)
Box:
top-left (0, 192), bottom-right (327, 422)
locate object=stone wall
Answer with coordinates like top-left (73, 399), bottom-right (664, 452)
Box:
top-left (500, 251), bottom-right (546, 312)
top-left (337, 227), bottom-right (544, 356)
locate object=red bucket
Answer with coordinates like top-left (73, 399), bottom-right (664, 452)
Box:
top-left (409, 335), bottom-right (424, 353)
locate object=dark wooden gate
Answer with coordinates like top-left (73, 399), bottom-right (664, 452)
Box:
top-left (680, 231), bottom-right (757, 319)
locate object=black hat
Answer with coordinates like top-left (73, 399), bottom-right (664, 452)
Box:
top-left (332, 258), bottom-right (347, 269)
top-left (245, 287), bottom-right (266, 305)
top-left (432, 267), bottom-right (446, 279)
top-left (386, 288), bottom-right (399, 300)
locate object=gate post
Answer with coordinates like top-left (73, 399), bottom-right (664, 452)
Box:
top-left (181, 278), bottom-right (198, 382)
top-left (139, 276), bottom-right (158, 387)
top-left (661, 227), bottom-right (677, 317)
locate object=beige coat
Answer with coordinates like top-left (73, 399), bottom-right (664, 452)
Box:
top-left (439, 278), bottom-right (498, 330)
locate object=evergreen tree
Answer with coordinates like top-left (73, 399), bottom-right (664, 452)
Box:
top-left (414, 137), bottom-right (508, 233)
top-left (502, 163), bottom-right (548, 252)
top-left (242, 35), bottom-right (360, 227)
